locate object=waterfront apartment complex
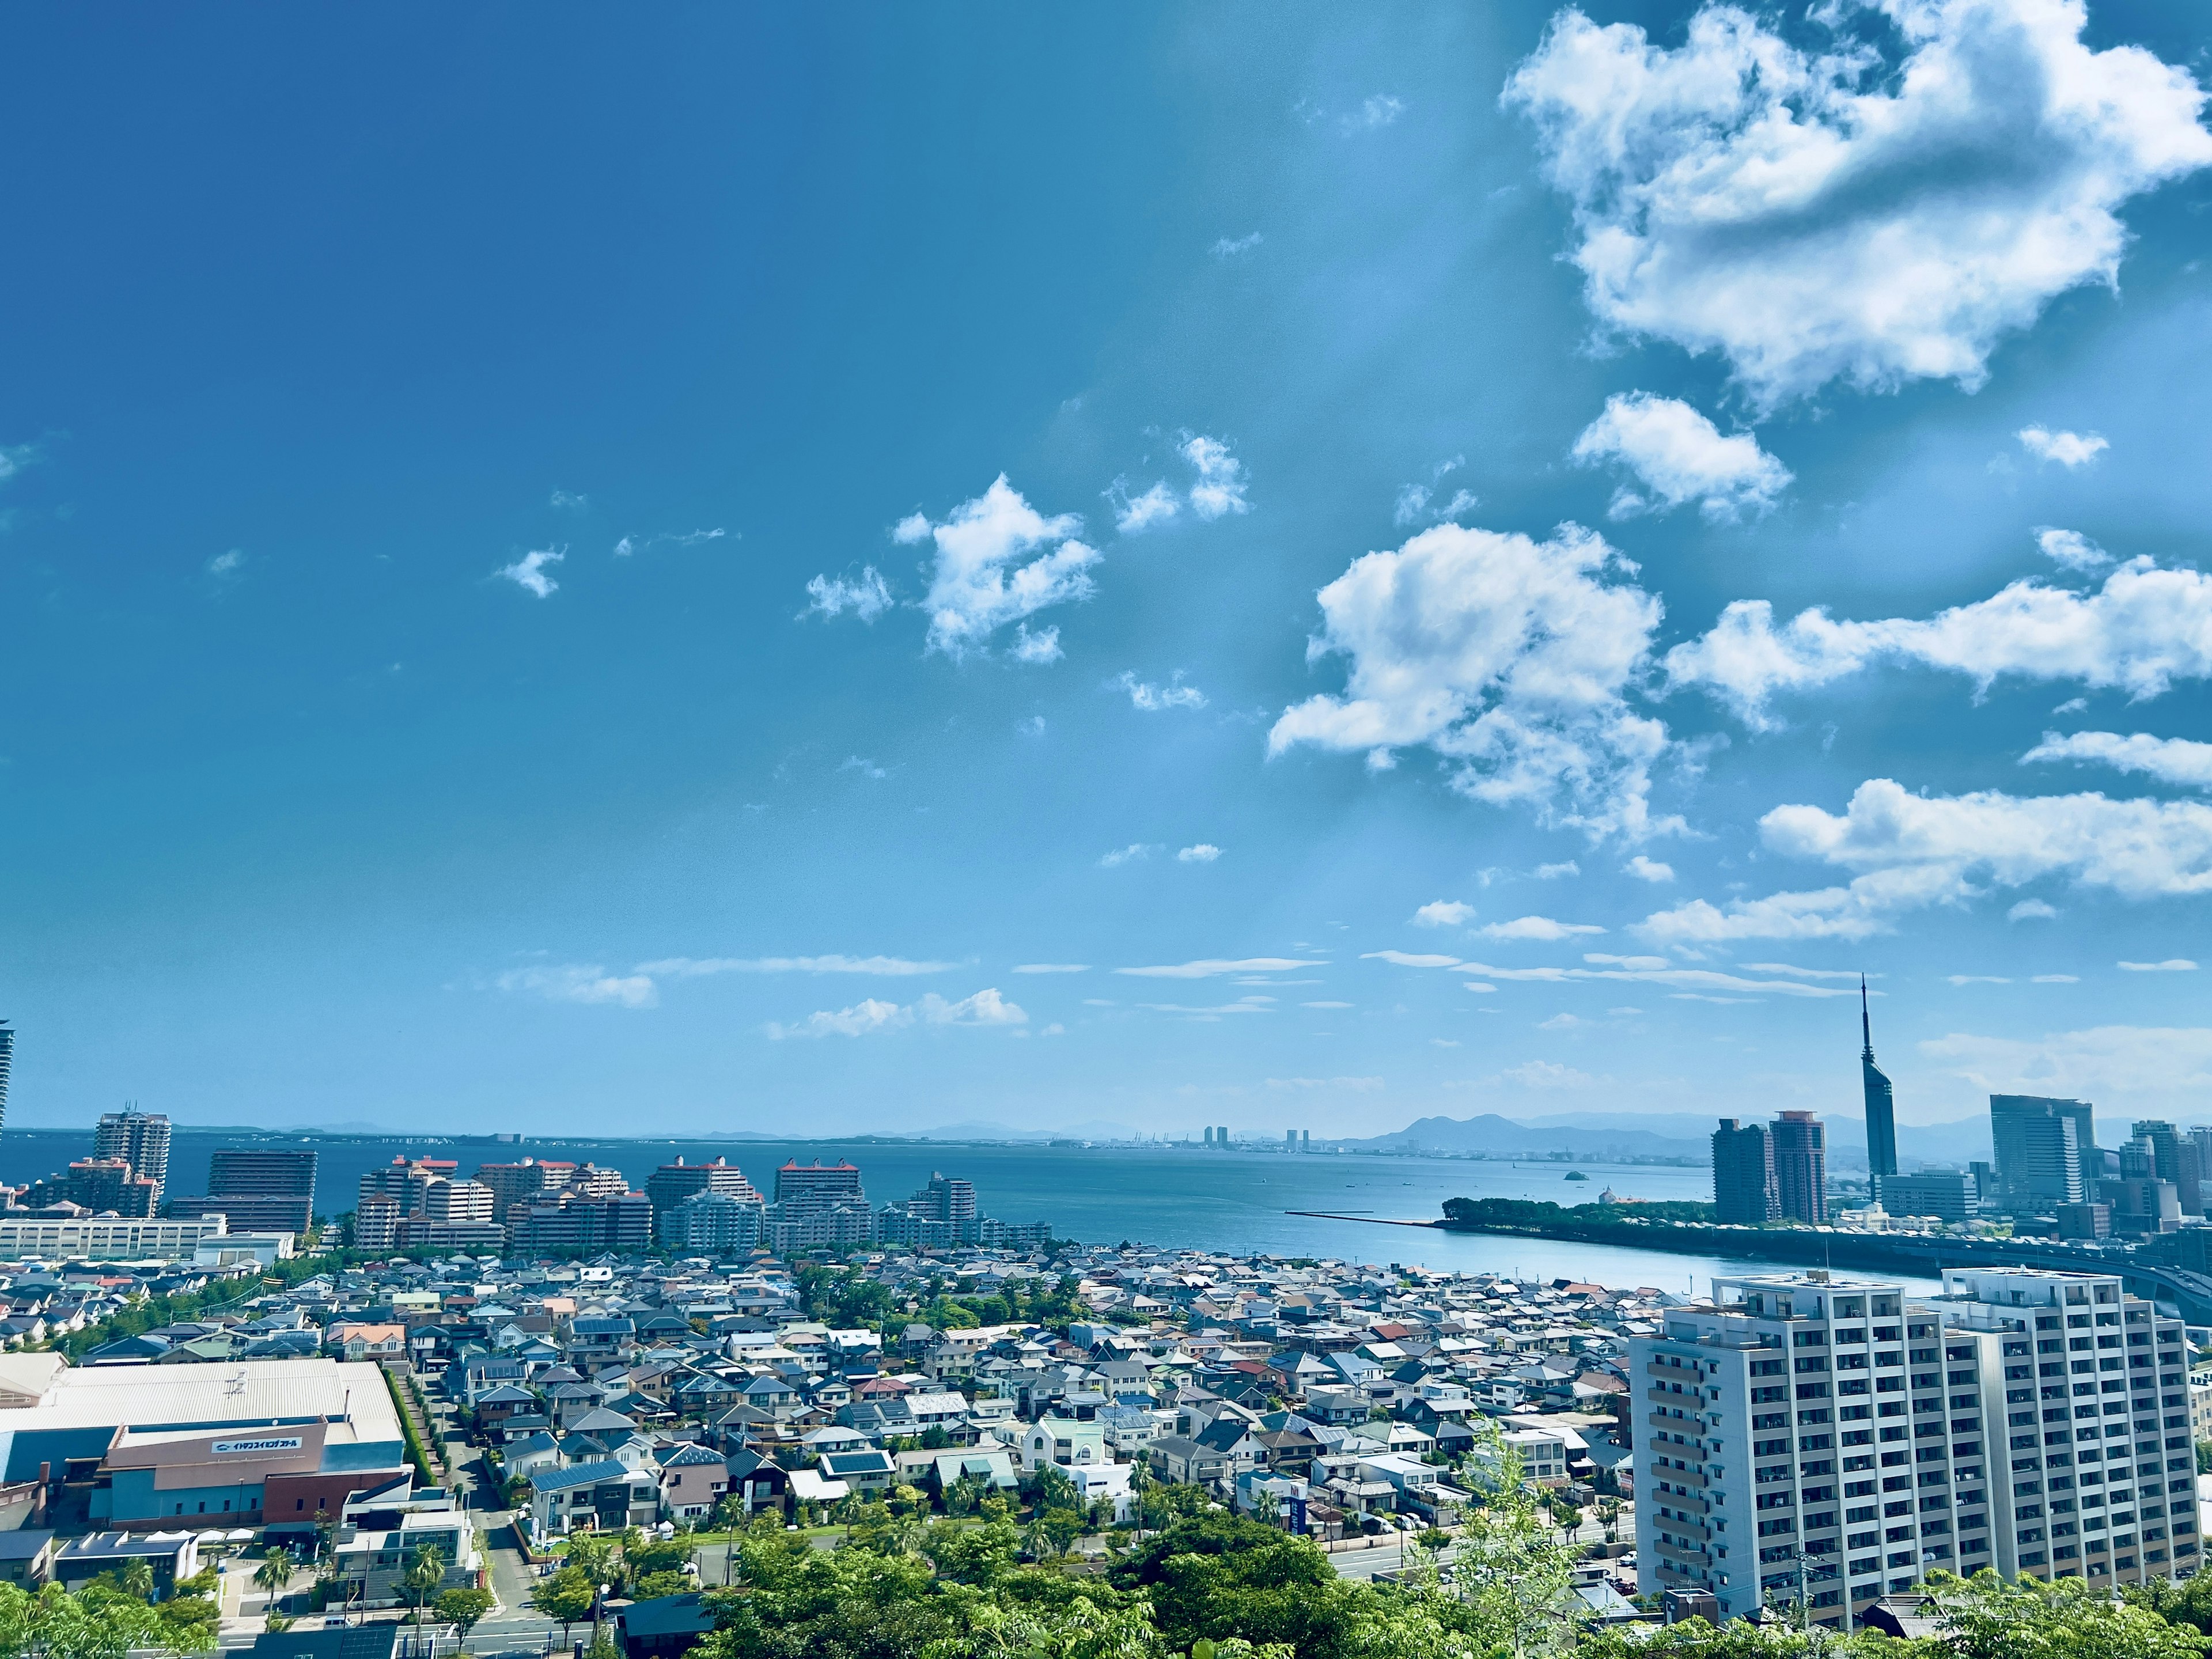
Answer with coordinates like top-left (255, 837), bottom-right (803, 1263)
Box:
top-left (163, 1148), bottom-right (318, 1237)
top-left (1711, 1115), bottom-right (1823, 1225)
top-left (1634, 1267), bottom-right (2194, 1624)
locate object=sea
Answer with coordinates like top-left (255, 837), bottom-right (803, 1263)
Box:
top-left (0, 1128), bottom-right (1943, 1298)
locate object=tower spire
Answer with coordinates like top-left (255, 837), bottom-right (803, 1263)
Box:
top-left (1861, 974), bottom-right (1873, 1059)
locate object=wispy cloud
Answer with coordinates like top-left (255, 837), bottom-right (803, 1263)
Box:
top-left (497, 546), bottom-right (565, 598)
top-left (1114, 671), bottom-right (1206, 711)
top-left (1267, 1075), bottom-right (1382, 1091)
top-left (1361, 949), bottom-right (1858, 999)
top-left (1536, 862), bottom-right (1581, 880)
top-left (550, 489), bottom-right (589, 512)
top-left (804, 567), bottom-right (893, 622)
top-left (1110, 479), bottom-right (1180, 535)
top-left (496, 962), bottom-right (657, 1009)
top-left (1210, 232), bottom-right (1262, 257)
top-left (2119, 959), bottom-right (2197, 972)
top-left (766, 987), bottom-right (1027, 1039)
top-left (1342, 95), bottom-right (1403, 133)
top-left (1118, 957), bottom-right (1328, 979)
top-left (1136, 995), bottom-right (1277, 1019)
top-left (206, 548), bottom-right (246, 579)
top-left (636, 955), bottom-right (956, 977)
top-left (1180, 434), bottom-right (1251, 521)
top-left (617, 527), bottom-right (728, 556)
top-left (1099, 844), bottom-right (1159, 868)
top-left (1014, 963), bottom-right (1090, 974)
top-left (1479, 916), bottom-right (1606, 942)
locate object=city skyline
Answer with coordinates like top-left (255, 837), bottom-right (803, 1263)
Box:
top-left (5, 5), bottom-right (2212, 1137)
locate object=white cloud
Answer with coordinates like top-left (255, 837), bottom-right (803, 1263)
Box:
top-left (1302, 1000), bottom-right (1354, 1009)
top-left (1267, 1075), bottom-right (1384, 1090)
top-left (0, 441), bottom-right (41, 483)
top-left (2033, 527), bottom-right (2110, 572)
top-left (1480, 915), bottom-right (1607, 942)
top-left (2019, 426), bottom-right (2109, 468)
top-left (1948, 974), bottom-right (2011, 985)
top-left (1010, 624), bottom-right (1063, 664)
top-left (839, 756), bottom-right (888, 779)
top-left (2009, 899), bottom-right (2059, 921)
top-left (1539, 1012), bottom-right (1589, 1030)
top-left (1177, 844), bottom-right (1224, 863)
top-left (1570, 393), bottom-right (1791, 521)
top-left (1412, 900), bottom-right (1476, 928)
top-left (550, 489), bottom-right (589, 511)
top-left (1667, 558), bottom-right (2212, 728)
top-left (1115, 671), bottom-right (1206, 711)
top-left (635, 955), bottom-right (955, 977)
top-left (1210, 232), bottom-right (1263, 257)
top-left (1270, 522), bottom-right (1671, 839)
top-left (2024, 729), bottom-right (2212, 790)
top-left (766, 986), bottom-right (1026, 1038)
top-left (620, 528), bottom-right (728, 556)
top-left (1343, 95), bottom-right (1404, 132)
top-left (1536, 861), bottom-right (1581, 880)
top-left (1112, 480), bottom-right (1181, 534)
top-left (1365, 948), bottom-right (1863, 998)
top-left (1181, 435), bottom-right (1251, 521)
top-left (207, 548), bottom-right (245, 578)
top-left (2119, 958), bottom-right (2197, 972)
top-left (2032, 974), bottom-right (2077, 983)
top-left (1393, 486), bottom-right (1431, 527)
top-left (1640, 778), bottom-right (2212, 944)
top-left (903, 476), bottom-right (1099, 659)
top-left (1740, 963), bottom-right (1861, 980)
top-left (1137, 996), bottom-right (1278, 1018)
top-left (1623, 854), bottom-right (1675, 883)
top-left (497, 963), bottom-right (657, 1009)
top-left (1504, 0), bottom-right (2212, 410)
top-left (1118, 957), bottom-right (1328, 979)
top-left (1499, 1060), bottom-right (1598, 1089)
top-left (497, 546), bottom-right (565, 598)
top-left (804, 567), bottom-right (893, 623)
top-left (613, 536), bottom-right (635, 558)
top-left (1014, 963), bottom-right (1089, 974)
top-left (1438, 489), bottom-right (1479, 518)
top-left (1921, 1022), bottom-right (2212, 1106)
top-left (1099, 844), bottom-right (1159, 868)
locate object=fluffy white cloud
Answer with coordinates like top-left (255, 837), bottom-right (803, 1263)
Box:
top-left (497, 546), bottom-right (565, 598)
top-left (1177, 844), bottom-right (1223, 863)
top-left (804, 566), bottom-right (893, 622)
top-left (1270, 522), bottom-right (1671, 838)
top-left (497, 963), bottom-right (657, 1008)
top-left (1921, 1023), bottom-right (2212, 1107)
top-left (900, 476), bottom-right (1099, 659)
top-left (1640, 778), bottom-right (2212, 942)
top-left (1624, 854), bottom-right (1675, 882)
top-left (636, 955), bottom-right (955, 977)
top-left (1113, 480), bottom-right (1180, 534)
top-left (766, 986), bottom-right (1026, 1038)
top-left (1668, 558), bottom-right (2212, 727)
top-left (1010, 624), bottom-right (1063, 664)
top-left (2024, 729), bottom-right (2212, 789)
top-left (1181, 435), bottom-right (1251, 521)
top-left (2119, 958), bottom-right (2197, 972)
top-left (1570, 393), bottom-right (1791, 521)
top-left (2019, 426), bottom-right (2109, 467)
top-left (1412, 900), bottom-right (1476, 928)
top-left (1480, 915), bottom-right (1606, 942)
top-left (2033, 527), bottom-right (2109, 572)
top-left (1117, 957), bottom-right (1328, 979)
top-left (1504, 1), bottom-right (2212, 410)
top-left (1115, 671), bottom-right (1206, 711)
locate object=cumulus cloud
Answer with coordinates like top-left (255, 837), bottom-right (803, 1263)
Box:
top-left (803, 566), bottom-right (893, 622)
top-left (2033, 527), bottom-right (2110, 572)
top-left (2024, 729), bottom-right (2212, 789)
top-left (2019, 426), bottom-right (2109, 467)
top-left (2009, 899), bottom-right (2059, 921)
top-left (635, 955), bottom-right (955, 977)
top-left (900, 476), bottom-right (1099, 659)
top-left (1115, 671), bottom-right (1206, 711)
top-left (1112, 480), bottom-right (1180, 534)
top-left (766, 986), bottom-right (1027, 1039)
top-left (1413, 900), bottom-right (1476, 928)
top-left (497, 546), bottom-right (565, 598)
top-left (1117, 957), bottom-right (1328, 979)
top-left (1639, 778), bottom-right (2212, 943)
top-left (1010, 624), bottom-right (1063, 664)
top-left (1503, 0), bottom-right (2212, 411)
top-left (1181, 434), bottom-right (1252, 521)
top-left (2118, 958), bottom-right (2197, 972)
top-left (1666, 558), bottom-right (2212, 728)
top-left (1571, 393), bottom-right (1791, 521)
top-left (1624, 854), bottom-right (1675, 882)
top-left (1480, 915), bottom-right (1606, 942)
top-left (497, 963), bottom-right (657, 1009)
top-left (1177, 844), bottom-right (1224, 863)
top-left (1270, 522), bottom-right (1671, 839)
top-left (1921, 1022), bottom-right (2212, 1106)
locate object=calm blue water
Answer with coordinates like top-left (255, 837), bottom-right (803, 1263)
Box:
top-left (0, 1128), bottom-right (1939, 1297)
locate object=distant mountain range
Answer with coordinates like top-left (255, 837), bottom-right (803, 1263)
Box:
top-left (1346, 1109), bottom-right (2000, 1172)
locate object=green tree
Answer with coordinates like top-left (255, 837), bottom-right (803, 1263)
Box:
top-left (435, 1588), bottom-right (495, 1639)
top-left (401, 1544), bottom-right (448, 1624)
top-left (531, 1566), bottom-right (597, 1645)
top-left (1931, 1567), bottom-right (2211, 1659)
top-left (252, 1548), bottom-right (296, 1601)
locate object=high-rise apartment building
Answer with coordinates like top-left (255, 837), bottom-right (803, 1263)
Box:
top-left (1992, 1097), bottom-right (2090, 1209)
top-left (1860, 979), bottom-right (1896, 1183)
top-left (2130, 1122), bottom-right (2203, 1218)
top-left (1713, 1120), bottom-right (1778, 1225)
top-left (658, 1190), bottom-right (766, 1252)
top-left (774, 1160), bottom-right (866, 1209)
top-left (511, 1190), bottom-right (652, 1253)
top-left (1771, 1112), bottom-right (1827, 1224)
top-left (474, 1158), bottom-right (569, 1225)
top-left (1634, 1267), bottom-right (2193, 1627)
top-left (165, 1149), bottom-right (319, 1236)
top-left (645, 1157), bottom-right (763, 1227)
top-left (32, 1157), bottom-right (158, 1218)
top-left (423, 1177), bottom-right (495, 1225)
top-left (0, 1022), bottom-right (13, 1140)
top-left (94, 1107), bottom-right (171, 1205)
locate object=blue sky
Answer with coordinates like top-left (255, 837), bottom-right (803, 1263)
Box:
top-left (6, 1), bottom-right (2212, 1142)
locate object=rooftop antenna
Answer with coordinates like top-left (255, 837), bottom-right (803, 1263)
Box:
top-left (1859, 975), bottom-right (1873, 1059)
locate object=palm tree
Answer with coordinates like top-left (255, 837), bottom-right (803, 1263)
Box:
top-left (253, 1547), bottom-right (296, 1607)
top-left (402, 1544), bottom-right (447, 1624)
top-left (122, 1559), bottom-right (157, 1601)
